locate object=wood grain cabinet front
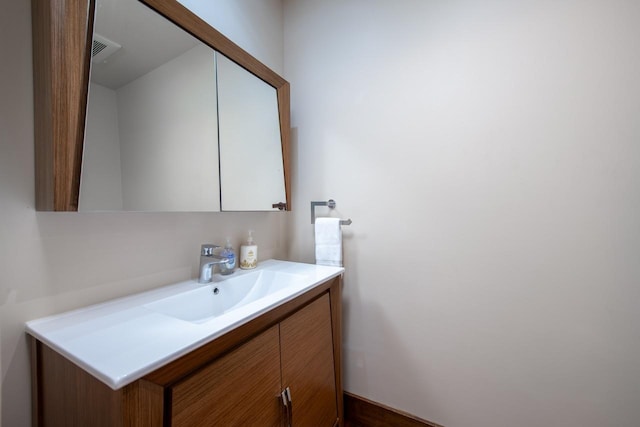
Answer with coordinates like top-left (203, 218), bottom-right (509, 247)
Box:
top-left (30, 277), bottom-right (343, 427)
top-left (280, 293), bottom-right (338, 427)
top-left (171, 294), bottom-right (338, 427)
top-left (171, 325), bottom-right (283, 426)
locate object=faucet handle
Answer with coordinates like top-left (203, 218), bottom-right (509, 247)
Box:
top-left (201, 244), bottom-right (220, 256)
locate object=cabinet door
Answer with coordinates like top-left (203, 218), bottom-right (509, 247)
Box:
top-left (280, 293), bottom-right (338, 427)
top-left (171, 325), bottom-right (282, 426)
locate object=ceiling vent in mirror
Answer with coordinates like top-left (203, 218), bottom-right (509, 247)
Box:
top-left (92, 33), bottom-right (121, 63)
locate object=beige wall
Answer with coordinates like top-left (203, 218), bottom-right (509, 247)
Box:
top-left (0, 0), bottom-right (286, 425)
top-left (284, 0), bottom-right (640, 426)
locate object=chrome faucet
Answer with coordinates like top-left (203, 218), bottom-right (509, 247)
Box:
top-left (198, 244), bottom-right (231, 283)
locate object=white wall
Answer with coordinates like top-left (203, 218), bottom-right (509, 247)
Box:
top-left (117, 44), bottom-right (219, 211)
top-left (284, 1), bottom-right (640, 426)
top-left (0, 1), bottom-right (285, 425)
top-left (80, 83), bottom-right (124, 211)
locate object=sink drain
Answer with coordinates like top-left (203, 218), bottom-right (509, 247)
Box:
top-left (213, 287), bottom-right (220, 295)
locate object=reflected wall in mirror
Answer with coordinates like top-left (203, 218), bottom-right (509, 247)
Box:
top-left (80, 0), bottom-right (220, 211)
top-left (217, 53), bottom-right (286, 211)
top-left (32, 0), bottom-right (291, 212)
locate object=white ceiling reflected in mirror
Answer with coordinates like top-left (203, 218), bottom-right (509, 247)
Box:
top-left (217, 54), bottom-right (286, 211)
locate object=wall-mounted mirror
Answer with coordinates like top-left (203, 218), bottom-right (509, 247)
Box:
top-left (32, 0), bottom-right (290, 212)
top-left (217, 54), bottom-right (286, 211)
top-left (81, 0), bottom-right (220, 211)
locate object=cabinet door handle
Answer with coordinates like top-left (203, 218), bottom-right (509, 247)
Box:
top-left (285, 387), bottom-right (293, 425)
top-left (281, 389), bottom-right (291, 427)
top-left (281, 387), bottom-right (293, 426)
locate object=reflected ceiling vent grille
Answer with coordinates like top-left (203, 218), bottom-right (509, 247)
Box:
top-left (92, 33), bottom-right (121, 63)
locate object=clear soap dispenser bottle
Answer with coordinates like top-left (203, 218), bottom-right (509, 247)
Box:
top-left (219, 237), bottom-right (236, 275)
top-left (240, 230), bottom-right (258, 269)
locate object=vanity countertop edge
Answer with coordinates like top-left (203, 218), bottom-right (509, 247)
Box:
top-left (26, 259), bottom-right (344, 390)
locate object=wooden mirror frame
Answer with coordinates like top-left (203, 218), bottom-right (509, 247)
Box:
top-left (31, 0), bottom-right (291, 211)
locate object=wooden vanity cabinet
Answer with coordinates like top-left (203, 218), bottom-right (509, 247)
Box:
top-left (30, 276), bottom-right (343, 427)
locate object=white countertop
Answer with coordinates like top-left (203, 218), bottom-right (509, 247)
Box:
top-left (26, 260), bottom-right (343, 390)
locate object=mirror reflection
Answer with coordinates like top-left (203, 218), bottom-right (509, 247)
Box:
top-left (80, 0), bottom-right (287, 212)
top-left (80, 0), bottom-right (219, 211)
top-left (217, 54), bottom-right (286, 211)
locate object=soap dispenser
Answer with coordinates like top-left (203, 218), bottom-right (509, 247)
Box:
top-left (219, 237), bottom-right (236, 275)
top-left (240, 230), bottom-right (258, 269)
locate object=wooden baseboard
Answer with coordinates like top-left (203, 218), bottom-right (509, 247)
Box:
top-left (344, 392), bottom-right (444, 427)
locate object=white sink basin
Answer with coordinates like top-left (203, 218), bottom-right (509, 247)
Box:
top-left (25, 259), bottom-right (344, 390)
top-left (144, 270), bottom-right (304, 323)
